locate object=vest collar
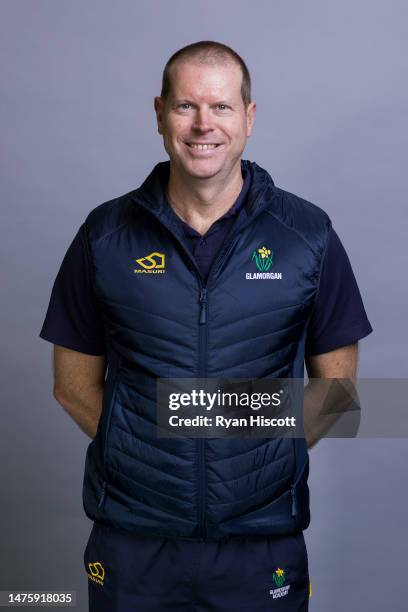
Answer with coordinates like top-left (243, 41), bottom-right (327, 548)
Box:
top-left (131, 159), bottom-right (277, 226)
top-left (130, 160), bottom-right (279, 285)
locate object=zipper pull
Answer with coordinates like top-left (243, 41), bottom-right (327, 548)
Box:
top-left (290, 485), bottom-right (297, 517)
top-left (199, 288), bottom-right (207, 324)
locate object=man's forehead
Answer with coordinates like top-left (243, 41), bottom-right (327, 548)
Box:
top-left (169, 60), bottom-right (242, 100)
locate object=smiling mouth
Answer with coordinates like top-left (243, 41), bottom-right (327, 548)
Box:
top-left (185, 143), bottom-right (222, 150)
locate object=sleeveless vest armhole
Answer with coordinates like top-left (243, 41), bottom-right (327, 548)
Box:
top-left (82, 220), bottom-right (100, 302)
top-left (305, 219), bottom-right (332, 324)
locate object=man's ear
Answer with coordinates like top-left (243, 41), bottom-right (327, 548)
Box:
top-left (246, 101), bottom-right (257, 138)
top-left (154, 96), bottom-right (164, 135)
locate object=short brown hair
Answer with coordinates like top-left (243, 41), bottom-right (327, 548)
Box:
top-left (160, 40), bottom-right (251, 107)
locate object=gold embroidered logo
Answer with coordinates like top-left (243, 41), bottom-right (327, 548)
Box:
top-left (134, 252), bottom-right (166, 274)
top-left (87, 562), bottom-right (105, 586)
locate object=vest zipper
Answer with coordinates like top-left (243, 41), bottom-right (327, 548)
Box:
top-left (197, 284), bottom-right (208, 539)
top-left (199, 288), bottom-right (207, 324)
top-left (196, 240), bottom-right (238, 539)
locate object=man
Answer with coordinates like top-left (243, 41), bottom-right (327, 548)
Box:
top-left (40, 41), bottom-right (372, 611)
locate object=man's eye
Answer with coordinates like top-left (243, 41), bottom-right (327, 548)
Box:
top-left (217, 104), bottom-right (228, 110)
top-left (178, 103), bottom-right (191, 110)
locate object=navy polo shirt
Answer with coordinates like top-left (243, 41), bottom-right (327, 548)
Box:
top-left (39, 170), bottom-right (372, 357)
top-left (167, 166), bottom-right (251, 280)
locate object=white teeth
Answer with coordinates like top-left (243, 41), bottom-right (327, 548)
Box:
top-left (188, 143), bottom-right (218, 150)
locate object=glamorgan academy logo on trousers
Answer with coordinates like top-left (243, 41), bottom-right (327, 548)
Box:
top-left (246, 245), bottom-right (283, 280)
top-left (134, 252), bottom-right (166, 274)
top-left (269, 568), bottom-right (290, 599)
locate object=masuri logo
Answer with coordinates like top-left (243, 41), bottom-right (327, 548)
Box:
top-left (87, 562), bottom-right (105, 586)
top-left (134, 252), bottom-right (166, 274)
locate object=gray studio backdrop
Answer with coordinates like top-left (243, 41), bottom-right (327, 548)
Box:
top-left (1, 0), bottom-right (407, 610)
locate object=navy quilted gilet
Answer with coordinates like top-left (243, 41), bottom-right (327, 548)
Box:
top-left (82, 159), bottom-right (331, 541)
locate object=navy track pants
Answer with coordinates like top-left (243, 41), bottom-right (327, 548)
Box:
top-left (84, 521), bottom-right (310, 611)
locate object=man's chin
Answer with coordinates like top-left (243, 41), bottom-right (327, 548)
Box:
top-left (177, 158), bottom-right (225, 180)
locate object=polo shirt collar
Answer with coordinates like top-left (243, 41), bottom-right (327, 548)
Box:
top-left (166, 165), bottom-right (251, 238)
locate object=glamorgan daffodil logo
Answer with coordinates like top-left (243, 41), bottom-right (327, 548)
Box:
top-left (134, 252), bottom-right (166, 274)
top-left (246, 244), bottom-right (282, 280)
top-left (252, 245), bottom-right (273, 272)
top-left (272, 567), bottom-right (286, 588)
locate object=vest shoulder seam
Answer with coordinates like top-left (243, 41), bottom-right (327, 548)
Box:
top-left (264, 208), bottom-right (330, 255)
top-left (85, 194), bottom-right (137, 246)
top-left (88, 220), bottom-right (130, 247)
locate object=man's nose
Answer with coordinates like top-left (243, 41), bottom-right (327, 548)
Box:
top-left (192, 108), bottom-right (214, 132)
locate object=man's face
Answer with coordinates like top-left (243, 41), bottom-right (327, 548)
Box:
top-left (154, 61), bottom-right (256, 180)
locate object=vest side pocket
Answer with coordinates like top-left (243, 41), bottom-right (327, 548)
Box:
top-left (98, 355), bottom-right (122, 505)
top-left (97, 481), bottom-right (107, 509)
top-left (102, 374), bottom-right (121, 472)
top-left (290, 453), bottom-right (310, 530)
